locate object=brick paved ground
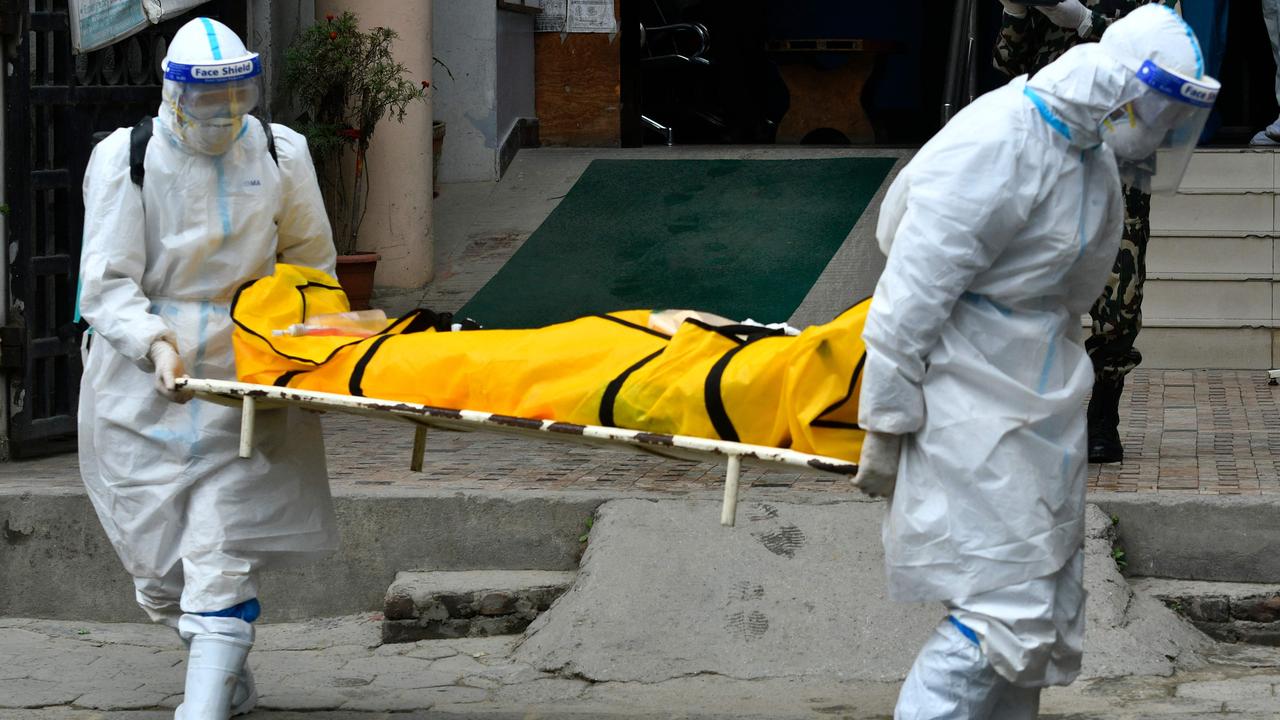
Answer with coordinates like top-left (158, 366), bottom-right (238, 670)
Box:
top-left (1095, 369), bottom-right (1280, 494)
top-left (6, 368), bottom-right (1280, 496)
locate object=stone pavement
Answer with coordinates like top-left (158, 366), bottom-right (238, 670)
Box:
top-left (6, 368), bottom-right (1280, 497)
top-left (3, 614), bottom-right (1280, 719)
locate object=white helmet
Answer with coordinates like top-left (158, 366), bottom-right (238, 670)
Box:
top-left (1096, 5), bottom-right (1220, 193)
top-left (160, 18), bottom-right (262, 155)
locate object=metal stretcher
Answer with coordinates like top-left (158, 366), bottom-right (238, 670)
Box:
top-left (177, 378), bottom-right (859, 527)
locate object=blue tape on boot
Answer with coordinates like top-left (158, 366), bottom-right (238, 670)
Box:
top-left (197, 598), bottom-right (261, 623)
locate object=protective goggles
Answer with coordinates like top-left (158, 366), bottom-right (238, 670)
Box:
top-left (176, 78), bottom-right (261, 121)
top-left (1116, 60), bottom-right (1219, 194)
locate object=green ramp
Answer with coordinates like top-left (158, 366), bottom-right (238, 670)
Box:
top-left (459, 158), bottom-right (895, 328)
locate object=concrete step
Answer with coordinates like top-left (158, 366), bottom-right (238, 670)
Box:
top-left (1147, 235), bottom-right (1275, 277)
top-left (1133, 326), bottom-right (1273, 370)
top-left (1141, 277), bottom-right (1273, 326)
top-left (1179, 148), bottom-right (1280, 191)
top-left (1151, 191), bottom-right (1276, 234)
top-left (382, 570), bottom-right (577, 643)
top-left (1077, 316), bottom-right (1273, 368)
top-left (1131, 577), bottom-right (1280, 646)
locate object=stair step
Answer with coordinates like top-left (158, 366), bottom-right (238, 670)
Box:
top-left (1151, 192), bottom-right (1276, 234)
top-left (381, 570), bottom-right (576, 644)
top-left (1148, 237), bottom-right (1275, 278)
top-left (1151, 230), bottom-right (1280, 238)
top-left (1147, 273), bottom-right (1275, 281)
top-left (1132, 326), bottom-right (1274, 369)
top-left (1131, 578), bottom-right (1280, 646)
top-left (1179, 149), bottom-right (1278, 191)
top-left (1142, 278), bottom-right (1272, 324)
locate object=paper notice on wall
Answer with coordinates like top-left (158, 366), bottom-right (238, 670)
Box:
top-left (141, 0), bottom-right (211, 25)
top-left (69, 0), bottom-right (148, 54)
top-left (535, 0), bottom-right (567, 32)
top-left (69, 0), bottom-right (211, 54)
top-left (566, 0), bottom-right (616, 33)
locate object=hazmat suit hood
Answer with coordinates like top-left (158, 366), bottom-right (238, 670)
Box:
top-left (1024, 43), bottom-right (1134, 150)
top-left (156, 17), bottom-right (262, 156)
top-left (1025, 3), bottom-right (1206, 151)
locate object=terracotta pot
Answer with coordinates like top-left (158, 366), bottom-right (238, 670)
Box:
top-left (335, 252), bottom-right (381, 310)
top-left (432, 120), bottom-right (446, 197)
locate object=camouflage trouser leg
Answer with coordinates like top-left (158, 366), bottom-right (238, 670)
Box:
top-left (1086, 186), bottom-right (1150, 385)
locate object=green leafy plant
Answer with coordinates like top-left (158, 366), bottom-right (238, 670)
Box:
top-left (1111, 546), bottom-right (1128, 571)
top-left (578, 516), bottom-right (594, 544)
top-left (283, 11), bottom-right (428, 255)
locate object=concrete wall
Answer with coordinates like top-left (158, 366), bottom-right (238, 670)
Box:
top-left (246, 0), bottom-right (315, 122)
top-left (314, 0), bottom-right (435, 288)
top-left (432, 1), bottom-right (498, 183)
top-left (496, 9), bottom-right (536, 154)
top-left (432, 4), bottom-right (536, 183)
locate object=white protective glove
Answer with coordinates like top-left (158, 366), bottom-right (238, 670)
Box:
top-left (852, 431), bottom-right (902, 499)
top-left (998, 0), bottom-right (1028, 19)
top-left (149, 340), bottom-right (194, 403)
top-left (1036, 0), bottom-right (1094, 37)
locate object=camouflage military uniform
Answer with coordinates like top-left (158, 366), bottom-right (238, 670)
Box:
top-left (994, 0), bottom-right (1167, 384)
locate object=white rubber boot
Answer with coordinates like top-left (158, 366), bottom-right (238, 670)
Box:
top-left (175, 614), bottom-right (254, 720)
top-left (230, 666), bottom-right (257, 716)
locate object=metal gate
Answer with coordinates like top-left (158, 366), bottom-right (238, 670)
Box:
top-left (3, 0), bottom-right (244, 458)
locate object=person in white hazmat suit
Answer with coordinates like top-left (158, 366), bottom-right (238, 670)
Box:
top-left (852, 5), bottom-right (1218, 718)
top-left (77, 17), bottom-right (336, 719)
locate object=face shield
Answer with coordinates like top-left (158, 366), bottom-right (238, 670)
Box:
top-left (161, 55), bottom-right (264, 156)
top-left (1100, 60), bottom-right (1219, 194)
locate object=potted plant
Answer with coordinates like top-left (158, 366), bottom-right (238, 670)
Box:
top-left (284, 11), bottom-right (428, 309)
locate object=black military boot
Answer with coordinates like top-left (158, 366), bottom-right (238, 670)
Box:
top-left (1087, 377), bottom-right (1125, 463)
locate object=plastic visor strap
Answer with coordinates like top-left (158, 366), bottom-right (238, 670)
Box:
top-left (1023, 87), bottom-right (1071, 142)
top-left (947, 615), bottom-right (980, 647)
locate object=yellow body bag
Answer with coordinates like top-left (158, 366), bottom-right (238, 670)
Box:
top-left (232, 264), bottom-right (868, 461)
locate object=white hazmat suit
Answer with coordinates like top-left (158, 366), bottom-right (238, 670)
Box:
top-left (78, 16), bottom-right (336, 719)
top-left (856, 6), bottom-right (1213, 718)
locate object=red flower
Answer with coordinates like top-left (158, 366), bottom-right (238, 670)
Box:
top-left (329, 31), bottom-right (338, 40)
top-left (337, 127), bottom-right (362, 139)
top-left (325, 13), bottom-right (335, 21)
top-left (421, 80), bottom-right (430, 89)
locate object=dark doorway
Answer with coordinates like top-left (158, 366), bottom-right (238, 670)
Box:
top-left (1212, 0), bottom-right (1276, 144)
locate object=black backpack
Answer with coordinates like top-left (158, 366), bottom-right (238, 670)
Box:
top-left (128, 115), bottom-right (278, 187)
